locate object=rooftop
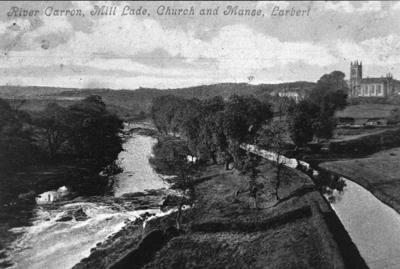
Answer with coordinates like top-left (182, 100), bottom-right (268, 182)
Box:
top-left (360, 77), bottom-right (400, 84)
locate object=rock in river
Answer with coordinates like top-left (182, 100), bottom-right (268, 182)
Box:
top-left (56, 207), bottom-right (88, 222)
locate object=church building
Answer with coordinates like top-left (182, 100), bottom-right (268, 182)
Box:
top-left (349, 61), bottom-right (400, 98)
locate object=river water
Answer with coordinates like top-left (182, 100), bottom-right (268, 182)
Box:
top-left (5, 136), bottom-right (400, 269)
top-left (2, 123), bottom-right (167, 269)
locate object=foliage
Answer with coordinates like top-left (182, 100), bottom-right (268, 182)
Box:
top-left (0, 95), bottom-right (124, 204)
top-left (0, 98), bottom-right (35, 174)
top-left (308, 71), bottom-right (348, 140)
top-left (257, 121), bottom-right (287, 201)
top-left (65, 95), bottom-right (123, 165)
top-left (286, 100), bottom-right (319, 147)
top-left (239, 152), bottom-right (263, 209)
top-left (151, 95), bottom-right (273, 168)
top-left (286, 71), bottom-right (349, 146)
top-left (33, 103), bottom-right (69, 157)
top-left (0, 95), bottom-right (123, 177)
top-left (149, 138), bottom-right (199, 229)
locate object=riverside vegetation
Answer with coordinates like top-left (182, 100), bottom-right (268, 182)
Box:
top-left (3, 70), bottom-right (363, 268)
top-left (73, 71), bottom-right (371, 269)
top-left (148, 71), bottom-right (348, 212)
top-left (0, 95), bottom-right (124, 205)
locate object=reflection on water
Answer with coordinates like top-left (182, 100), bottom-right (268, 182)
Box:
top-left (326, 178), bottom-right (400, 269)
top-left (314, 171), bottom-right (346, 204)
top-left (4, 126), bottom-right (166, 269)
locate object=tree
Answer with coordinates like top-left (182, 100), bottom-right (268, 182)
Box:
top-left (33, 103), bottom-right (69, 157)
top-left (239, 152), bottom-right (263, 209)
top-left (305, 71), bottom-right (348, 141)
top-left (257, 121), bottom-right (287, 201)
top-left (196, 97), bottom-right (225, 164)
top-left (150, 95), bottom-right (272, 169)
top-left (286, 100), bottom-right (319, 148)
top-left (276, 96), bottom-right (296, 120)
top-left (221, 95), bottom-right (273, 168)
top-left (151, 95), bottom-right (187, 135)
top-left (149, 138), bottom-right (199, 229)
top-left (308, 71), bottom-right (348, 108)
top-left (313, 111), bottom-right (336, 141)
top-left (0, 98), bottom-right (34, 174)
top-left (66, 95), bottom-right (123, 164)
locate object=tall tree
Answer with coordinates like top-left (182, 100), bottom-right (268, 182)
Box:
top-left (151, 95), bottom-right (186, 135)
top-left (221, 95), bottom-right (273, 167)
top-left (196, 97), bottom-right (225, 163)
top-left (150, 138), bottom-right (198, 229)
top-left (34, 103), bottom-right (69, 157)
top-left (239, 152), bottom-right (263, 209)
top-left (286, 100), bottom-right (319, 148)
top-left (257, 121), bottom-right (287, 201)
top-left (306, 71), bottom-right (348, 140)
top-left (66, 95), bottom-right (123, 164)
top-left (0, 98), bottom-right (34, 174)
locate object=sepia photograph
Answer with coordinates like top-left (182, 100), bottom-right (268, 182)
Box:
top-left (0, 1), bottom-right (399, 268)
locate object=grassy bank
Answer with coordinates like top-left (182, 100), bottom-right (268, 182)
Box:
top-left (320, 147), bottom-right (400, 214)
top-left (74, 161), bottom-right (367, 269)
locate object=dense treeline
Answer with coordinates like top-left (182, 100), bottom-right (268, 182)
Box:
top-left (0, 95), bottom-right (123, 202)
top-left (150, 94), bottom-right (273, 225)
top-left (0, 98), bottom-right (35, 173)
top-left (152, 94), bottom-right (273, 169)
top-left (148, 71), bottom-right (348, 217)
top-left (31, 95), bottom-right (123, 164)
top-left (151, 71), bottom-right (348, 165)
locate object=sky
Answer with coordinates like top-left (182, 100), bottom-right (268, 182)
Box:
top-left (0, 1), bottom-right (400, 90)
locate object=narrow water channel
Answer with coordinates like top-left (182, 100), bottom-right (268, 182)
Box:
top-left (328, 178), bottom-right (400, 269)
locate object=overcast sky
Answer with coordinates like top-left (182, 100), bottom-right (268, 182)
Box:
top-left (0, 1), bottom-right (399, 89)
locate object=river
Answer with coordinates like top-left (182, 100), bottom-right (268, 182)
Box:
top-left (2, 122), bottom-right (167, 269)
top-left (4, 134), bottom-right (400, 269)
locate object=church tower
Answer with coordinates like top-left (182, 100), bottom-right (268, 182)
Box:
top-left (350, 61), bottom-right (362, 97)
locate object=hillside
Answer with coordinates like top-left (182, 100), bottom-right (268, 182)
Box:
top-left (0, 81), bottom-right (315, 119)
top-left (169, 81), bottom-right (315, 99)
top-left (0, 85), bottom-right (74, 98)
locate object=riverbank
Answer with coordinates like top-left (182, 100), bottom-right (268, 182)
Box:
top-left (74, 160), bottom-right (367, 269)
top-left (320, 147), bottom-right (400, 214)
top-left (0, 121), bottom-right (152, 207)
top-left (1, 124), bottom-right (175, 269)
top-left (0, 159), bottom-right (115, 266)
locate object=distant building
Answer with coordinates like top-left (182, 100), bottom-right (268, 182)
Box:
top-left (273, 88), bottom-right (303, 103)
top-left (349, 61), bottom-right (400, 98)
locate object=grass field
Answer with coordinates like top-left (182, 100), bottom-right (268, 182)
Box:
top-left (335, 104), bottom-right (400, 119)
top-left (76, 161), bottom-right (362, 269)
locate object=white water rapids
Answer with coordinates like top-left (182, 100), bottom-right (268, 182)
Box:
top-left (3, 123), bottom-right (168, 269)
